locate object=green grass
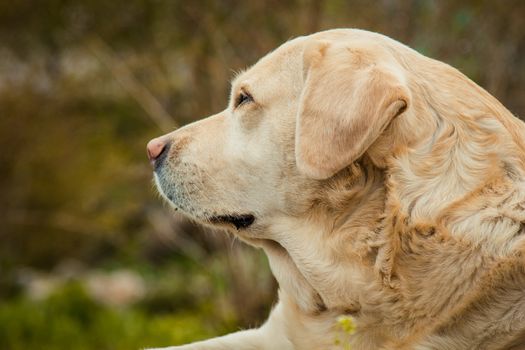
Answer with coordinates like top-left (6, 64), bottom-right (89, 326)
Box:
top-left (0, 282), bottom-right (222, 350)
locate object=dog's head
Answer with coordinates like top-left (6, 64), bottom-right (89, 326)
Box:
top-left (148, 29), bottom-right (410, 235)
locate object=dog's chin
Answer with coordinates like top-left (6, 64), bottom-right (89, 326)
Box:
top-left (154, 175), bottom-right (256, 230)
top-left (208, 214), bottom-right (255, 230)
top-left (164, 198), bottom-right (256, 231)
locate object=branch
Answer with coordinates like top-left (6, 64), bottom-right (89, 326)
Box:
top-left (87, 36), bottom-right (177, 133)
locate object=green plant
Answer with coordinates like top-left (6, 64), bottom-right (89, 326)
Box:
top-left (0, 282), bottom-right (220, 350)
top-left (333, 315), bottom-right (356, 350)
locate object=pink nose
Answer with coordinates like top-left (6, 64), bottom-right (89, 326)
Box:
top-left (146, 137), bottom-right (167, 165)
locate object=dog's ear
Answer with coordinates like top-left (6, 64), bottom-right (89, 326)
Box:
top-left (295, 40), bottom-right (410, 179)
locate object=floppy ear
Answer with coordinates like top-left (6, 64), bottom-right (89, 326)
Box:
top-left (295, 41), bottom-right (410, 179)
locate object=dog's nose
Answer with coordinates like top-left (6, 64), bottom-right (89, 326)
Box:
top-left (147, 137), bottom-right (167, 166)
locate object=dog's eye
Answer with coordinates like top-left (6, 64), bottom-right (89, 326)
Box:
top-left (235, 91), bottom-right (253, 108)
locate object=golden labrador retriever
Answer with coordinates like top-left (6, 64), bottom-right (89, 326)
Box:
top-left (146, 29), bottom-right (525, 350)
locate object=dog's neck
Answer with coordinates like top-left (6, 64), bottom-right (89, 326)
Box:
top-left (257, 158), bottom-right (386, 314)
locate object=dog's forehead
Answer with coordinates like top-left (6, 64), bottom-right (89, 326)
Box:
top-left (232, 36), bottom-right (311, 90)
top-left (233, 29), bottom-right (382, 87)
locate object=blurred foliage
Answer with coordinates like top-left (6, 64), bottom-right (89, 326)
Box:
top-left (0, 282), bottom-right (224, 350)
top-left (0, 0), bottom-right (523, 348)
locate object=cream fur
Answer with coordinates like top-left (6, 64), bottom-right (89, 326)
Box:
top-left (148, 29), bottom-right (525, 350)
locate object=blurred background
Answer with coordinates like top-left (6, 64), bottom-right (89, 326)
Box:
top-left (0, 1), bottom-right (523, 349)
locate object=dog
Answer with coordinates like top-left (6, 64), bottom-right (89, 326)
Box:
top-left (146, 29), bottom-right (525, 349)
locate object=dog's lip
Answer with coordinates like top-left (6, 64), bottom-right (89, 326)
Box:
top-left (209, 214), bottom-right (255, 230)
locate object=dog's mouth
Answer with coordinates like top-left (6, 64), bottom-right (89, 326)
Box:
top-left (153, 174), bottom-right (256, 230)
top-left (209, 214), bottom-right (255, 230)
